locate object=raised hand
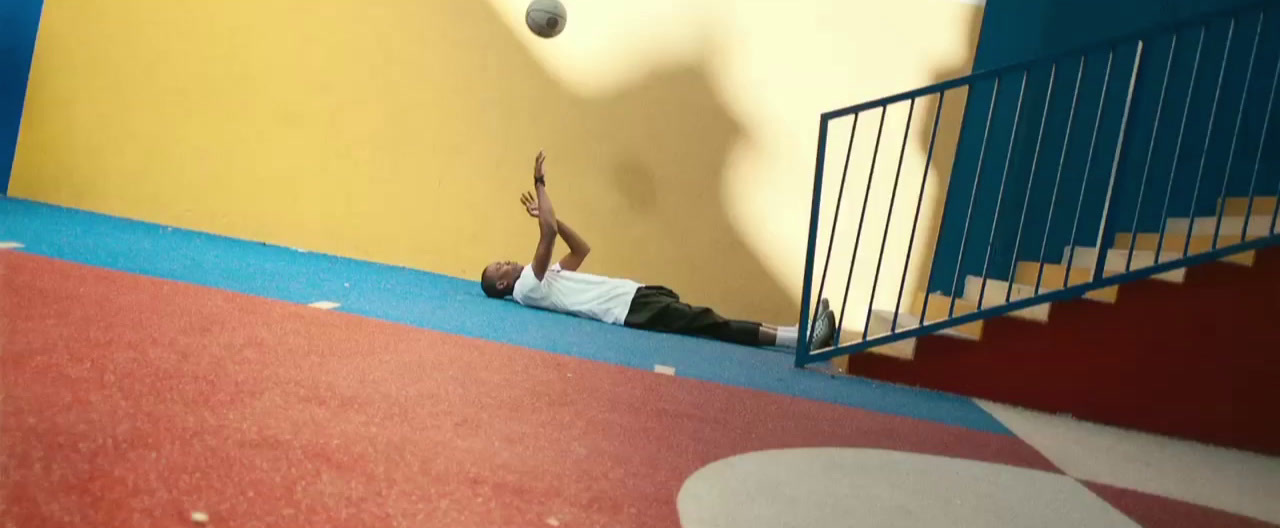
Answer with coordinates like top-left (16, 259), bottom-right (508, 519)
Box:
top-left (520, 191), bottom-right (540, 218)
top-left (534, 150), bottom-right (547, 184)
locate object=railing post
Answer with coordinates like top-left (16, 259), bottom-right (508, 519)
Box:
top-left (1153, 26), bottom-right (1207, 259)
top-left (796, 115), bottom-right (831, 367)
top-left (1187, 17), bottom-right (1237, 255)
top-left (837, 109), bottom-right (887, 347)
top-left (866, 99), bottom-right (916, 340)
top-left (1242, 12), bottom-right (1278, 238)
top-left (1093, 42), bottom-right (1146, 280)
top-left (1126, 34), bottom-right (1179, 272)
top-left (1212, 15), bottom-right (1259, 246)
top-left (1035, 56), bottom-right (1088, 294)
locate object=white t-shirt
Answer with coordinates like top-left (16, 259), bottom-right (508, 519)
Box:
top-left (512, 263), bottom-right (642, 325)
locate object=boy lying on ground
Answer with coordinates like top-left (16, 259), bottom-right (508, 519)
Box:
top-left (480, 151), bottom-right (837, 350)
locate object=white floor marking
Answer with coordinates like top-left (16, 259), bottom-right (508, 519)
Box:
top-left (0, 242), bottom-right (24, 249)
top-left (978, 399), bottom-right (1280, 524)
top-left (654, 365), bottom-right (676, 375)
top-left (307, 301), bottom-right (341, 310)
top-left (678, 447), bottom-right (1135, 527)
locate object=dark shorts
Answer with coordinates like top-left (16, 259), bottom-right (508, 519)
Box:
top-left (623, 286), bottom-right (763, 346)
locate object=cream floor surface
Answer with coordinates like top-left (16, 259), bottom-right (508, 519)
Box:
top-left (674, 402), bottom-right (1279, 527)
top-left (978, 400), bottom-right (1280, 524)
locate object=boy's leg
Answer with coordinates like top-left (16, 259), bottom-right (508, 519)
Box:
top-left (625, 287), bottom-right (835, 348)
top-left (624, 286), bottom-right (763, 346)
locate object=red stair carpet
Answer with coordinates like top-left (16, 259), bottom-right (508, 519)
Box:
top-left (845, 245), bottom-right (1280, 455)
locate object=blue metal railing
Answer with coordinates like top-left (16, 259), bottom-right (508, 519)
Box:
top-left (796, 0), bottom-right (1280, 367)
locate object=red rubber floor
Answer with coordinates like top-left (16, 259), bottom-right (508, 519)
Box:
top-left (0, 251), bottom-right (1157, 526)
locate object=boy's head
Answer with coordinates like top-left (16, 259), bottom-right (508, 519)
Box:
top-left (481, 260), bottom-right (523, 298)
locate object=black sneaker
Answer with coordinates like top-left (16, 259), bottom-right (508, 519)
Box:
top-left (811, 298), bottom-right (836, 349)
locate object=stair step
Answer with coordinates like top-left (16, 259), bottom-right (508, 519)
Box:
top-left (832, 307), bottom-right (978, 361)
top-left (1113, 232), bottom-right (1257, 266)
top-left (1012, 262), bottom-right (1119, 303)
top-left (1062, 246), bottom-right (1185, 283)
top-left (826, 292), bottom-right (988, 362)
top-left (859, 311), bottom-right (921, 360)
top-left (820, 311), bottom-right (913, 360)
top-left (911, 292), bottom-right (985, 340)
top-left (871, 308), bottom-right (981, 342)
top-left (961, 276), bottom-right (1051, 322)
top-left (1164, 214), bottom-right (1278, 237)
top-left (1218, 196), bottom-right (1278, 216)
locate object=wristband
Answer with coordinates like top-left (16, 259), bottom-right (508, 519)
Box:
top-left (534, 176), bottom-right (546, 186)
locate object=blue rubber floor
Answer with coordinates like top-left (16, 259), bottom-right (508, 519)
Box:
top-left (0, 196), bottom-right (1008, 434)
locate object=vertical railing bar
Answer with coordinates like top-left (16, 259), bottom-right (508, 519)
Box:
top-left (1155, 25), bottom-right (1207, 259)
top-left (809, 113), bottom-right (860, 349)
top-left (916, 95), bottom-right (976, 331)
top-left (1214, 14), bottom-right (1262, 245)
top-left (1006, 63), bottom-right (1058, 303)
top-left (949, 77), bottom-right (1003, 320)
top-left (1128, 34), bottom-right (1179, 272)
top-left (867, 98), bottom-right (916, 339)
top-left (895, 92), bottom-right (946, 331)
top-left (1092, 42), bottom-right (1146, 281)
top-left (977, 71), bottom-right (1029, 310)
top-left (1063, 49), bottom-right (1117, 288)
top-left (1271, 151), bottom-right (1280, 237)
top-left (1244, 14), bottom-right (1279, 239)
top-left (1253, 44), bottom-right (1280, 236)
top-left (836, 108), bottom-right (888, 345)
top-left (1035, 56), bottom-right (1087, 295)
top-left (1182, 18), bottom-right (1235, 258)
top-left (796, 116), bottom-right (832, 362)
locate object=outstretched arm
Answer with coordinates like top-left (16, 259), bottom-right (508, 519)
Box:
top-left (530, 151), bottom-right (557, 281)
top-left (555, 220), bottom-right (591, 271)
top-left (522, 192), bottom-right (591, 271)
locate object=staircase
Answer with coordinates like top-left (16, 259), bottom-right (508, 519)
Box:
top-left (794, 0), bottom-right (1280, 454)
top-left (852, 196), bottom-right (1276, 361)
top-left (835, 237), bottom-right (1280, 456)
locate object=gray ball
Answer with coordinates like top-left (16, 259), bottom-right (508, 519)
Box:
top-left (526, 0), bottom-right (567, 39)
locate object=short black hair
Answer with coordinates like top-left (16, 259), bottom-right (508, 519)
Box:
top-left (481, 267), bottom-right (505, 298)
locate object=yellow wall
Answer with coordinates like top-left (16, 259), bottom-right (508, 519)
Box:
top-left (12, 0), bottom-right (982, 328)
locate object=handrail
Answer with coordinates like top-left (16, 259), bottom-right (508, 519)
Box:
top-left (796, 0), bottom-right (1279, 367)
top-left (822, 0), bottom-right (1273, 120)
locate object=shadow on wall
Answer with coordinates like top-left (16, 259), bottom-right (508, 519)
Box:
top-left (9, 0), bottom-right (797, 324)
top-left (567, 63), bottom-right (800, 324)
top-left (906, 5), bottom-right (986, 305)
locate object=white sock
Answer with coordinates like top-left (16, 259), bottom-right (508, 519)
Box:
top-left (775, 325), bottom-right (798, 348)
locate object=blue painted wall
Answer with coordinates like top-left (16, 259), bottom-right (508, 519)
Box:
top-left (1, 0), bottom-right (42, 195)
top-left (928, 0), bottom-right (1280, 296)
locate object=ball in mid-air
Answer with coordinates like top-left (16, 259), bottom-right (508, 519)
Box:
top-left (526, 0), bottom-right (567, 39)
